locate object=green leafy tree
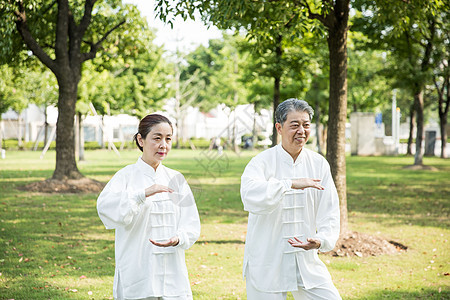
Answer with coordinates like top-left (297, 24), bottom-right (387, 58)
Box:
top-left (430, 8), bottom-right (450, 159)
top-left (0, 65), bottom-right (29, 148)
top-left (347, 32), bottom-right (393, 113)
top-left (184, 35), bottom-right (249, 149)
top-left (157, 0), bottom-right (351, 233)
top-left (172, 56), bottom-right (204, 148)
top-left (352, 0), bottom-right (448, 165)
top-left (238, 33), bottom-right (310, 147)
top-left (0, 0), bottom-right (147, 180)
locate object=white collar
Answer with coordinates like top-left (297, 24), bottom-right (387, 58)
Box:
top-left (276, 143), bottom-right (304, 165)
top-left (136, 157), bottom-right (162, 177)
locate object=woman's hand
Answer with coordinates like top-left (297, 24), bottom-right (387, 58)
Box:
top-left (145, 184), bottom-right (174, 197)
top-left (150, 236), bottom-right (179, 247)
top-left (291, 178), bottom-right (324, 190)
top-left (288, 237), bottom-right (321, 250)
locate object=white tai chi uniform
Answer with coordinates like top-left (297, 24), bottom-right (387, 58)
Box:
top-left (241, 144), bottom-right (341, 300)
top-left (97, 157), bottom-right (201, 300)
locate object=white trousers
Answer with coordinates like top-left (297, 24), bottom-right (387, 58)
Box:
top-left (114, 272), bottom-right (193, 300)
top-left (115, 279), bottom-right (192, 300)
top-left (246, 278), bottom-right (341, 300)
top-left (115, 294), bottom-right (192, 300)
top-left (245, 262), bottom-right (341, 300)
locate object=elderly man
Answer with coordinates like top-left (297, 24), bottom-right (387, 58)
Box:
top-left (240, 98), bottom-right (341, 299)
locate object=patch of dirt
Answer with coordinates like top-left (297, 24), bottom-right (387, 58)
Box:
top-left (322, 231), bottom-right (408, 257)
top-left (403, 164), bottom-right (438, 171)
top-left (17, 178), bottom-right (105, 194)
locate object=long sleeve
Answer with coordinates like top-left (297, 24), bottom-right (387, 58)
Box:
top-left (174, 176), bottom-right (200, 250)
top-left (241, 157), bottom-right (292, 215)
top-left (97, 169), bottom-right (146, 230)
top-left (313, 160), bottom-right (340, 252)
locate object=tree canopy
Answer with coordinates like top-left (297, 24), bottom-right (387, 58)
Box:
top-left (0, 0), bottom-right (158, 180)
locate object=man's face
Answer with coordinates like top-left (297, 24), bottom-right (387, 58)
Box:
top-left (275, 110), bottom-right (311, 154)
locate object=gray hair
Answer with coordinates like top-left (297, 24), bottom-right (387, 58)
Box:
top-left (275, 98), bottom-right (314, 125)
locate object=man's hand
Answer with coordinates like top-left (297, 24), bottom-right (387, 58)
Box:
top-left (145, 184), bottom-right (174, 197)
top-left (150, 236), bottom-right (179, 247)
top-left (291, 178), bottom-right (324, 190)
top-left (288, 237), bottom-right (321, 250)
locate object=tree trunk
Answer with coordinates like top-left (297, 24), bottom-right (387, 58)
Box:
top-left (407, 102), bottom-right (415, 155)
top-left (251, 103), bottom-right (257, 151)
top-left (233, 92), bottom-right (239, 153)
top-left (0, 119), bottom-right (3, 151)
top-left (44, 105), bottom-right (48, 147)
top-left (75, 113), bottom-right (79, 160)
top-left (326, 14), bottom-right (349, 235)
top-left (175, 119), bottom-right (181, 149)
top-left (78, 112), bottom-right (85, 161)
top-left (175, 62), bottom-right (181, 149)
top-left (315, 99), bottom-right (323, 155)
top-left (413, 91), bottom-right (424, 165)
top-left (438, 78), bottom-right (449, 159)
top-left (52, 79), bottom-right (82, 180)
top-left (271, 36), bottom-right (282, 148)
top-left (17, 112), bottom-right (23, 148)
top-left (440, 116), bottom-right (447, 159)
top-left (12, 0), bottom-right (125, 180)
top-left (271, 76), bottom-right (281, 147)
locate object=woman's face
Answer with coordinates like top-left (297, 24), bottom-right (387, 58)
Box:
top-left (137, 122), bottom-right (173, 168)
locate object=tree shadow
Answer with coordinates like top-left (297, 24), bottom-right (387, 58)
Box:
top-left (359, 288), bottom-right (449, 299)
top-left (198, 240), bottom-right (245, 244)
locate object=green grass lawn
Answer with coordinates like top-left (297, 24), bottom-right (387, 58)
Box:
top-left (0, 149), bottom-right (449, 299)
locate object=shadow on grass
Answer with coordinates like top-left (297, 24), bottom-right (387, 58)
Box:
top-left (359, 288), bottom-right (450, 300)
top-left (347, 156), bottom-right (450, 229)
top-left (198, 240), bottom-right (245, 244)
top-left (195, 183), bottom-right (248, 224)
top-left (0, 189), bottom-right (115, 299)
top-left (355, 213), bottom-right (450, 229)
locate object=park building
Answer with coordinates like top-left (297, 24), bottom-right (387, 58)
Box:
top-left (0, 102), bottom-right (447, 157)
top-left (0, 102), bottom-right (273, 151)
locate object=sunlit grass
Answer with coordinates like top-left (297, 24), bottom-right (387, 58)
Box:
top-left (0, 150), bottom-right (449, 299)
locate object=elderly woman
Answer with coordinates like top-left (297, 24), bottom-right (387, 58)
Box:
top-left (97, 114), bottom-right (200, 300)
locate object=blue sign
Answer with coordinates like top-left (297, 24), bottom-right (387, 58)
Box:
top-left (375, 113), bottom-right (382, 129)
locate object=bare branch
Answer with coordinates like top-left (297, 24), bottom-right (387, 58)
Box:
top-left (81, 20), bottom-right (126, 62)
top-left (181, 69), bottom-right (201, 91)
top-left (55, 0), bottom-right (70, 62)
top-left (284, 12), bottom-right (297, 29)
top-left (433, 76), bottom-right (444, 99)
top-left (78, 0), bottom-right (97, 37)
top-left (446, 77), bottom-right (450, 115)
top-left (296, 0), bottom-right (330, 27)
top-left (39, 0), bottom-right (57, 17)
top-left (68, 11), bottom-right (76, 37)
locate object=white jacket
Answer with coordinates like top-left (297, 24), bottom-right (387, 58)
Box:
top-left (241, 144), bottom-right (340, 291)
top-left (97, 157), bottom-right (200, 299)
